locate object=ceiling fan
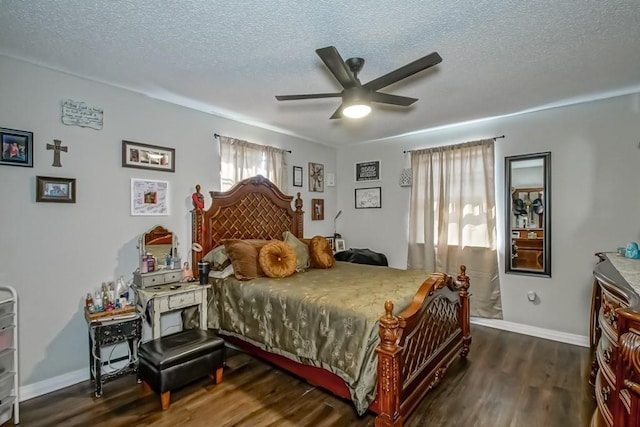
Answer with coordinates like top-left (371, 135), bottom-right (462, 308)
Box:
top-left (275, 46), bottom-right (442, 119)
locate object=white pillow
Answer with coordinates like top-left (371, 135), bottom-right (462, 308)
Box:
top-left (208, 263), bottom-right (234, 279)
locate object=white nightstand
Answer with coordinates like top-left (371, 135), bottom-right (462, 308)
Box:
top-left (134, 282), bottom-right (209, 341)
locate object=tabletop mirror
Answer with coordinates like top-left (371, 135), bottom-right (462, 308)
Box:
top-left (138, 225), bottom-right (177, 269)
top-left (505, 152), bottom-right (551, 277)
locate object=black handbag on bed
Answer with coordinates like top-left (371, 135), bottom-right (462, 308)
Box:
top-left (334, 248), bottom-right (388, 267)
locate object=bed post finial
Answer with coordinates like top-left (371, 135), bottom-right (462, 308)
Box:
top-left (384, 300), bottom-right (393, 317)
top-left (375, 301), bottom-right (403, 427)
top-left (294, 192), bottom-right (304, 238)
top-left (457, 264), bottom-right (472, 358)
top-left (295, 192), bottom-right (303, 211)
top-left (457, 265), bottom-right (469, 289)
top-left (379, 301), bottom-right (399, 350)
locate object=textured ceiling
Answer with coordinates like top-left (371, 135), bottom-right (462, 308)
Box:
top-left (1, 1), bottom-right (639, 146)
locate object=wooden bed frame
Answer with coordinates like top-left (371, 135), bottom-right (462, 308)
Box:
top-left (191, 176), bottom-right (471, 427)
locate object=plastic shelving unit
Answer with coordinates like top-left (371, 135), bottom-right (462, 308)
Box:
top-left (0, 286), bottom-right (18, 425)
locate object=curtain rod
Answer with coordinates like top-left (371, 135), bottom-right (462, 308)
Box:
top-left (214, 133), bottom-right (292, 153)
top-left (403, 135), bottom-right (505, 154)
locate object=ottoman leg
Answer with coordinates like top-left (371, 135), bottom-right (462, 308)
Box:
top-left (212, 367), bottom-right (223, 384)
top-left (161, 391), bottom-right (171, 410)
top-left (142, 381), bottom-right (151, 393)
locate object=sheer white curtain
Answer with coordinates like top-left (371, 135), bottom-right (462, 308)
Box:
top-left (219, 136), bottom-right (288, 192)
top-left (407, 139), bottom-right (502, 318)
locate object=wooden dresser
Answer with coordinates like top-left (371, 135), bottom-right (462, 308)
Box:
top-left (591, 253), bottom-right (640, 426)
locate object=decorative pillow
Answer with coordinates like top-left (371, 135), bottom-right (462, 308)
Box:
top-left (208, 263), bottom-right (235, 279)
top-left (283, 231), bottom-right (310, 272)
top-left (259, 241), bottom-right (297, 278)
top-left (308, 236), bottom-right (335, 269)
top-left (202, 244), bottom-right (231, 271)
top-left (223, 239), bottom-right (269, 280)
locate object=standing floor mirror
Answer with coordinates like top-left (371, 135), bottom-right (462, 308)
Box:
top-left (505, 152), bottom-right (551, 277)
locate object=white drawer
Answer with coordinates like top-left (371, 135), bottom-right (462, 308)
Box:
top-left (0, 371), bottom-right (14, 401)
top-left (0, 327), bottom-right (14, 352)
top-left (0, 314), bottom-right (13, 331)
top-left (0, 396), bottom-right (14, 425)
top-left (134, 269), bottom-right (181, 288)
top-left (163, 270), bottom-right (182, 283)
top-left (0, 349), bottom-right (14, 376)
top-left (160, 290), bottom-right (200, 311)
top-left (0, 302), bottom-right (13, 317)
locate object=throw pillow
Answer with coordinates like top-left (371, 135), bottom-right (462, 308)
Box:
top-left (223, 239), bottom-right (269, 280)
top-left (259, 240), bottom-right (297, 278)
top-left (308, 236), bottom-right (335, 269)
top-left (283, 231), bottom-right (311, 272)
top-left (202, 244), bottom-right (231, 271)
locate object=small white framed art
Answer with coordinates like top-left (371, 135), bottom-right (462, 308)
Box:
top-left (131, 178), bottom-right (169, 216)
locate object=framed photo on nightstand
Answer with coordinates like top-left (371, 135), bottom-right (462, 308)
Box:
top-left (325, 236), bottom-right (335, 251)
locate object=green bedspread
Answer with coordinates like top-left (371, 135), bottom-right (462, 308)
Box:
top-left (207, 261), bottom-right (431, 414)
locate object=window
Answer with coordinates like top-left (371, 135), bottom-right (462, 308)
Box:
top-left (218, 135), bottom-right (287, 191)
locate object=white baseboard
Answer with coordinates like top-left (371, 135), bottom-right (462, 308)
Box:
top-left (471, 317), bottom-right (589, 347)
top-left (19, 368), bottom-right (88, 402)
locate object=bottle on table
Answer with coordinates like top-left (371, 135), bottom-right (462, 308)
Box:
top-left (85, 293), bottom-right (94, 312)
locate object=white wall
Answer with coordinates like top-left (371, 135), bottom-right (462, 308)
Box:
top-left (337, 92), bottom-right (640, 336)
top-left (0, 56), bottom-right (336, 387)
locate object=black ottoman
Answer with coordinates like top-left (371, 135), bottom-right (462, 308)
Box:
top-left (138, 328), bottom-right (225, 410)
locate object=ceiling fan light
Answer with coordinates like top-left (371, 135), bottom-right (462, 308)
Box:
top-left (343, 103), bottom-right (371, 119)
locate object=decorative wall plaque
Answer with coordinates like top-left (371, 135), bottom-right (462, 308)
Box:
top-left (61, 99), bottom-right (103, 130)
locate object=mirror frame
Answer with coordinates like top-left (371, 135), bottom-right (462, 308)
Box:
top-left (138, 225), bottom-right (176, 259)
top-left (505, 152), bottom-right (551, 277)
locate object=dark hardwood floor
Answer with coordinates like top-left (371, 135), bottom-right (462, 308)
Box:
top-left (18, 325), bottom-right (595, 427)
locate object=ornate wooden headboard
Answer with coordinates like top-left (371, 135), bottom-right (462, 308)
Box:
top-left (191, 175), bottom-right (304, 268)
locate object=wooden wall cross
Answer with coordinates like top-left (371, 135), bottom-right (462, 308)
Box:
top-left (46, 139), bottom-right (68, 167)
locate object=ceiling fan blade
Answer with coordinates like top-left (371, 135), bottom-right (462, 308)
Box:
top-left (364, 52), bottom-right (442, 92)
top-left (316, 46), bottom-right (359, 90)
top-left (370, 92), bottom-right (418, 106)
top-left (276, 93), bottom-right (342, 101)
top-left (329, 104), bottom-right (344, 120)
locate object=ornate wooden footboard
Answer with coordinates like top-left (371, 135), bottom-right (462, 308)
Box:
top-left (374, 266), bottom-right (470, 427)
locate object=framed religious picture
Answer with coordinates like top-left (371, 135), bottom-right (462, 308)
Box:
top-left (355, 160), bottom-right (381, 182)
top-left (309, 162), bottom-right (324, 192)
top-left (1, 127), bottom-right (33, 168)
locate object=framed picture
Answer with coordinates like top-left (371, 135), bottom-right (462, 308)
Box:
top-left (355, 187), bottom-right (382, 209)
top-left (325, 236), bottom-right (335, 251)
top-left (309, 162), bottom-right (324, 192)
top-left (326, 172), bottom-right (335, 187)
top-left (335, 238), bottom-right (346, 252)
top-left (311, 198), bottom-right (324, 220)
top-left (355, 160), bottom-right (381, 182)
top-left (1, 127), bottom-right (33, 167)
top-left (36, 176), bottom-right (76, 203)
top-left (131, 178), bottom-right (169, 216)
top-left (293, 165), bottom-right (303, 187)
top-left (122, 140), bottom-right (175, 173)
